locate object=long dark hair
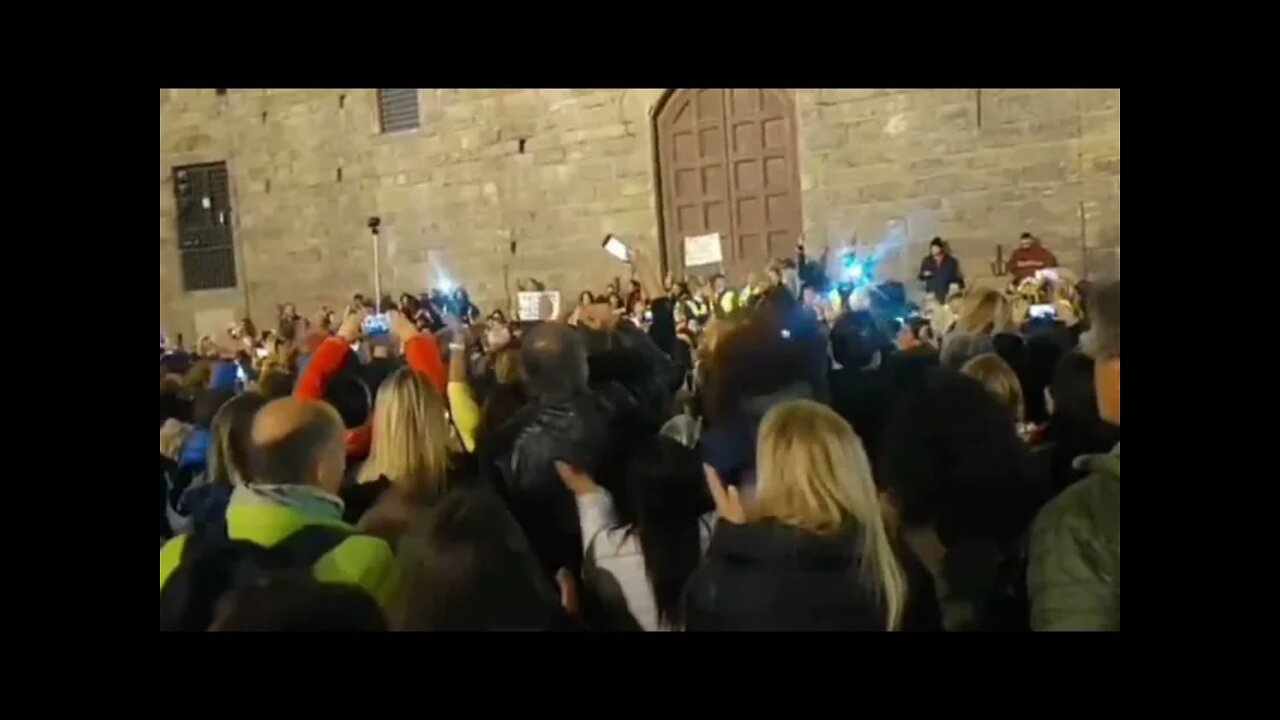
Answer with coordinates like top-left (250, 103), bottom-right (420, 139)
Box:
top-left (615, 436), bottom-right (713, 627)
top-left (391, 489), bottom-right (571, 631)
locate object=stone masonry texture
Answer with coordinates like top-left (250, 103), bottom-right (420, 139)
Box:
top-left (159, 88), bottom-right (1119, 340)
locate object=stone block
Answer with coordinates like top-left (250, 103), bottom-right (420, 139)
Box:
top-left (806, 125), bottom-right (848, 152)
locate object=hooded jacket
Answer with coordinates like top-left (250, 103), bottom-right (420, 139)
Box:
top-left (159, 483), bottom-right (398, 609)
top-left (1027, 443), bottom-right (1120, 630)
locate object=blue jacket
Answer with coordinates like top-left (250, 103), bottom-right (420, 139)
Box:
top-left (179, 428), bottom-right (211, 470)
top-left (209, 362), bottom-right (239, 393)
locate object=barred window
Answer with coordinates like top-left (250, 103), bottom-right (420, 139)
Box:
top-left (377, 89), bottom-right (420, 133)
top-left (173, 162), bottom-right (237, 291)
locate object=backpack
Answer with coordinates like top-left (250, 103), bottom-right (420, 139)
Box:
top-left (159, 522), bottom-right (352, 632)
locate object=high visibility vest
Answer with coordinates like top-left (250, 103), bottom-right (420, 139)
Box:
top-left (717, 290), bottom-right (738, 316)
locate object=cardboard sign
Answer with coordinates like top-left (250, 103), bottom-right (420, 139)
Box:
top-left (517, 291), bottom-right (561, 321)
top-left (684, 232), bottom-right (723, 267)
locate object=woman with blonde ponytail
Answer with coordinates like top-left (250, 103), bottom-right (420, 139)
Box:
top-left (685, 399), bottom-right (939, 631)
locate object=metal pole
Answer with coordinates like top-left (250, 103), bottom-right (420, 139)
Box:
top-left (372, 226), bottom-right (382, 306)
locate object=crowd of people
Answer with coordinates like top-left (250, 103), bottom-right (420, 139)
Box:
top-left (159, 234), bottom-right (1120, 632)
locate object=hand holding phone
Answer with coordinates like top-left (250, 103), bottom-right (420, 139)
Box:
top-left (602, 234), bottom-right (631, 263)
top-left (362, 313), bottom-right (391, 336)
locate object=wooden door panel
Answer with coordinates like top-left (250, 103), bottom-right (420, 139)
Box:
top-left (658, 89), bottom-right (733, 273)
top-left (658, 88), bottom-right (802, 279)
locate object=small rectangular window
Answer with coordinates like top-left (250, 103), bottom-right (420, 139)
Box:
top-left (377, 89), bottom-right (420, 133)
top-left (173, 162), bottom-right (237, 291)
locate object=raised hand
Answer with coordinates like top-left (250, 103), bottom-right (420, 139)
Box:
top-left (554, 460), bottom-right (601, 496)
top-left (386, 309), bottom-right (419, 345)
top-left (337, 308), bottom-right (367, 343)
top-left (704, 464), bottom-right (746, 524)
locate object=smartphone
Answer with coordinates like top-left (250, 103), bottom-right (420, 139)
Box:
top-left (235, 364), bottom-right (248, 385)
top-left (1029, 303), bottom-right (1057, 320)
top-left (254, 347), bottom-right (269, 359)
top-left (602, 234), bottom-right (631, 263)
top-left (362, 313), bottom-right (390, 336)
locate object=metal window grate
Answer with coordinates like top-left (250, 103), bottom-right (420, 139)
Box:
top-left (378, 89), bottom-right (420, 133)
top-left (173, 162), bottom-right (237, 291)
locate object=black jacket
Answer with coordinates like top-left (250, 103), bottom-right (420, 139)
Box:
top-left (918, 255), bottom-right (964, 303)
top-left (686, 521), bottom-right (940, 631)
top-left (828, 364), bottom-right (895, 471)
top-left (480, 392), bottom-right (612, 578)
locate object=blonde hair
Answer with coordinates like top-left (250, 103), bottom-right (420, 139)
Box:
top-left (358, 368), bottom-right (451, 501)
top-left (955, 288), bottom-right (1012, 335)
top-left (494, 347), bottom-right (522, 386)
top-left (754, 400), bottom-right (907, 630)
top-left (960, 353), bottom-right (1025, 424)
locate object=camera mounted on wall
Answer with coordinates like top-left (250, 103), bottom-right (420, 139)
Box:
top-left (367, 216), bottom-right (382, 234)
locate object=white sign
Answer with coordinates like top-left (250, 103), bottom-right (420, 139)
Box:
top-left (684, 232), bottom-right (723, 267)
top-left (517, 291), bottom-right (561, 321)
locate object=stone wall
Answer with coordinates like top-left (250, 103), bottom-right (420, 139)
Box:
top-left (160, 88), bottom-right (668, 339)
top-left (160, 88), bottom-right (1119, 339)
top-left (795, 89), bottom-right (1120, 285)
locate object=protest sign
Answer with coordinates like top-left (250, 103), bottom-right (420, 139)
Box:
top-left (684, 232), bottom-right (723, 267)
top-left (517, 291), bottom-right (561, 321)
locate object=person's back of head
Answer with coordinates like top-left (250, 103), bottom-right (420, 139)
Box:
top-left (390, 488), bottom-right (572, 631)
top-left (960, 353), bottom-right (1025, 425)
top-left (247, 398), bottom-right (347, 493)
top-left (956, 288), bottom-right (1012, 335)
top-left (193, 388), bottom-right (235, 430)
top-left (879, 370), bottom-right (1044, 548)
top-left (160, 384), bottom-right (192, 426)
top-left (322, 352), bottom-right (372, 429)
top-left (257, 369), bottom-right (295, 400)
top-left (753, 399), bottom-right (906, 629)
top-left (210, 570), bottom-right (387, 632)
top-left (1021, 330), bottom-right (1069, 424)
top-left (208, 393), bottom-right (269, 487)
top-left (991, 332), bottom-right (1025, 371)
top-left (831, 310), bottom-right (889, 370)
top-left (1081, 280), bottom-right (1120, 426)
top-left (521, 322), bottom-right (588, 401)
top-left (940, 331), bottom-right (995, 371)
top-left (493, 345), bottom-right (522, 386)
top-left (705, 304), bottom-right (821, 423)
top-left (358, 366), bottom-right (451, 502)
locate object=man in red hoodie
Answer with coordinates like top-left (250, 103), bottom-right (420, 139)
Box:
top-left (1006, 232), bottom-right (1059, 282)
top-left (295, 308), bottom-right (447, 462)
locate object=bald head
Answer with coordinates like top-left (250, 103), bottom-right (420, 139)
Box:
top-left (248, 398), bottom-right (346, 492)
top-left (521, 322), bottom-right (588, 400)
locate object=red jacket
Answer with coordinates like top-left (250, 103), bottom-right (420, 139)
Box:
top-left (294, 334), bottom-right (448, 460)
top-left (1006, 244), bottom-right (1059, 282)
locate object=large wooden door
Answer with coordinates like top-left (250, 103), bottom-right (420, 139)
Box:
top-left (656, 89), bottom-right (803, 280)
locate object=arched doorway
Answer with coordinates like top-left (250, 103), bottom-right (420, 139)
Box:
top-left (655, 89), bottom-right (804, 280)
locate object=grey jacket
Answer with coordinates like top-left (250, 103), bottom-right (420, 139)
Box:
top-left (1027, 444), bottom-right (1121, 631)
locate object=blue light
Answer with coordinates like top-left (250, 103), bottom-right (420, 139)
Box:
top-left (848, 263), bottom-right (864, 281)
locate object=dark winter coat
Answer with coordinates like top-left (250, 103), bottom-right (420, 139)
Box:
top-left (685, 520), bottom-right (941, 632)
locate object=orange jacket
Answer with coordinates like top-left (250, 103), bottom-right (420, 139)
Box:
top-left (295, 334), bottom-right (447, 460)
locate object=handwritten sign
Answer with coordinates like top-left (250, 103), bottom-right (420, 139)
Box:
top-left (684, 232), bottom-right (723, 267)
top-left (517, 291), bottom-right (561, 321)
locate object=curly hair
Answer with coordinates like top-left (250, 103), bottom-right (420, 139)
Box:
top-left (879, 370), bottom-right (1045, 548)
